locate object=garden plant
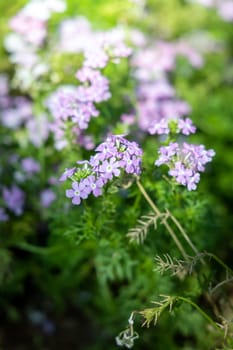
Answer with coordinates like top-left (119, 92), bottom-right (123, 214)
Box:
top-left (0, 0), bottom-right (233, 349)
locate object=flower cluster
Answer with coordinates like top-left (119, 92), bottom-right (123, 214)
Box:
top-left (190, 0), bottom-right (233, 22)
top-left (46, 67), bottom-right (111, 149)
top-left (133, 40), bottom-right (203, 78)
top-left (60, 135), bottom-right (143, 205)
top-left (47, 19), bottom-right (132, 150)
top-left (58, 17), bottom-right (132, 67)
top-left (155, 142), bottom-right (215, 190)
top-left (131, 40), bottom-right (203, 136)
top-left (4, 0), bottom-right (66, 90)
top-left (9, 0), bottom-right (66, 46)
top-left (127, 36), bottom-right (216, 190)
top-left (0, 150), bottom-right (58, 222)
top-left (76, 67), bottom-right (111, 103)
top-left (0, 74), bottom-right (49, 147)
top-left (5, 5), bottom-right (132, 149)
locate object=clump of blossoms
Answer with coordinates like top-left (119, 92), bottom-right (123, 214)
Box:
top-left (47, 23), bottom-right (132, 150)
top-left (155, 142), bottom-right (215, 190)
top-left (126, 35), bottom-right (216, 191)
top-left (57, 17), bottom-right (132, 67)
top-left (46, 67), bottom-right (111, 150)
top-left (0, 74), bottom-right (49, 147)
top-left (130, 39), bottom-right (204, 135)
top-left (60, 135), bottom-right (143, 205)
top-left (5, 4), bottom-right (132, 149)
top-left (4, 0), bottom-right (66, 90)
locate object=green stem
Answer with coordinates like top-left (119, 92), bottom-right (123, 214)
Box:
top-left (167, 210), bottom-right (205, 266)
top-left (167, 210), bottom-right (199, 255)
top-left (177, 296), bottom-right (220, 332)
top-left (13, 242), bottom-right (59, 255)
top-left (136, 179), bottom-right (188, 260)
top-left (136, 179), bottom-right (160, 216)
top-left (205, 252), bottom-right (233, 275)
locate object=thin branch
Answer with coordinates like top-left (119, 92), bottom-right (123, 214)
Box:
top-left (209, 276), bottom-right (233, 294)
top-left (136, 179), bottom-right (188, 260)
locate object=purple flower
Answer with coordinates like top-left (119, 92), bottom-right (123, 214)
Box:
top-left (137, 80), bottom-right (175, 100)
top-left (26, 114), bottom-right (50, 148)
top-left (84, 175), bottom-right (104, 197)
top-left (99, 157), bottom-right (121, 180)
top-left (76, 69), bottom-right (111, 103)
top-left (59, 167), bottom-right (76, 182)
top-left (95, 135), bottom-right (143, 177)
top-left (47, 85), bottom-right (101, 149)
top-left (57, 17), bottom-right (131, 62)
top-left (169, 162), bottom-right (193, 185)
top-left (95, 141), bottom-right (117, 161)
top-left (178, 118), bottom-right (196, 135)
top-left (21, 157), bottom-right (40, 175)
top-left (121, 154), bottom-right (140, 174)
top-left (78, 134), bottom-right (95, 150)
top-left (186, 173), bottom-right (200, 191)
top-left (40, 189), bottom-right (56, 207)
top-left (66, 180), bottom-right (91, 205)
top-left (9, 14), bottom-right (47, 46)
top-left (121, 114), bottom-right (135, 125)
top-left (155, 143), bottom-right (179, 166)
top-left (3, 185), bottom-right (25, 216)
top-left (0, 96), bottom-right (33, 129)
top-left (84, 49), bottom-right (109, 69)
top-left (61, 135), bottom-right (143, 205)
top-left (155, 142), bottom-right (215, 191)
top-left (149, 118), bottom-right (170, 135)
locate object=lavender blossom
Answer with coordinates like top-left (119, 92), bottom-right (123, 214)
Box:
top-left (83, 175), bottom-right (105, 197)
top-left (5, 0), bottom-right (66, 92)
top-left (66, 181), bottom-right (91, 205)
top-left (62, 135), bottom-right (143, 205)
top-left (155, 142), bottom-right (215, 190)
top-left (131, 37), bottom-right (205, 135)
top-left (3, 185), bottom-right (25, 216)
top-left (149, 116), bottom-right (196, 136)
top-left (40, 189), bottom-right (56, 208)
top-left (21, 157), bottom-right (41, 175)
top-left (76, 67), bottom-right (111, 103)
top-left (26, 114), bottom-right (50, 148)
top-left (99, 157), bottom-right (121, 180)
top-left (84, 49), bottom-right (109, 69)
top-left (9, 15), bottom-right (47, 46)
top-left (120, 114), bottom-right (135, 126)
top-left (59, 167), bottom-right (76, 182)
top-left (46, 85), bottom-right (100, 149)
top-left (0, 96), bottom-right (33, 129)
top-left (57, 17), bottom-right (132, 64)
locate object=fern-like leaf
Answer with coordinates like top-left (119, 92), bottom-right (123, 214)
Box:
top-left (154, 254), bottom-right (189, 277)
top-left (127, 212), bottom-right (159, 244)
